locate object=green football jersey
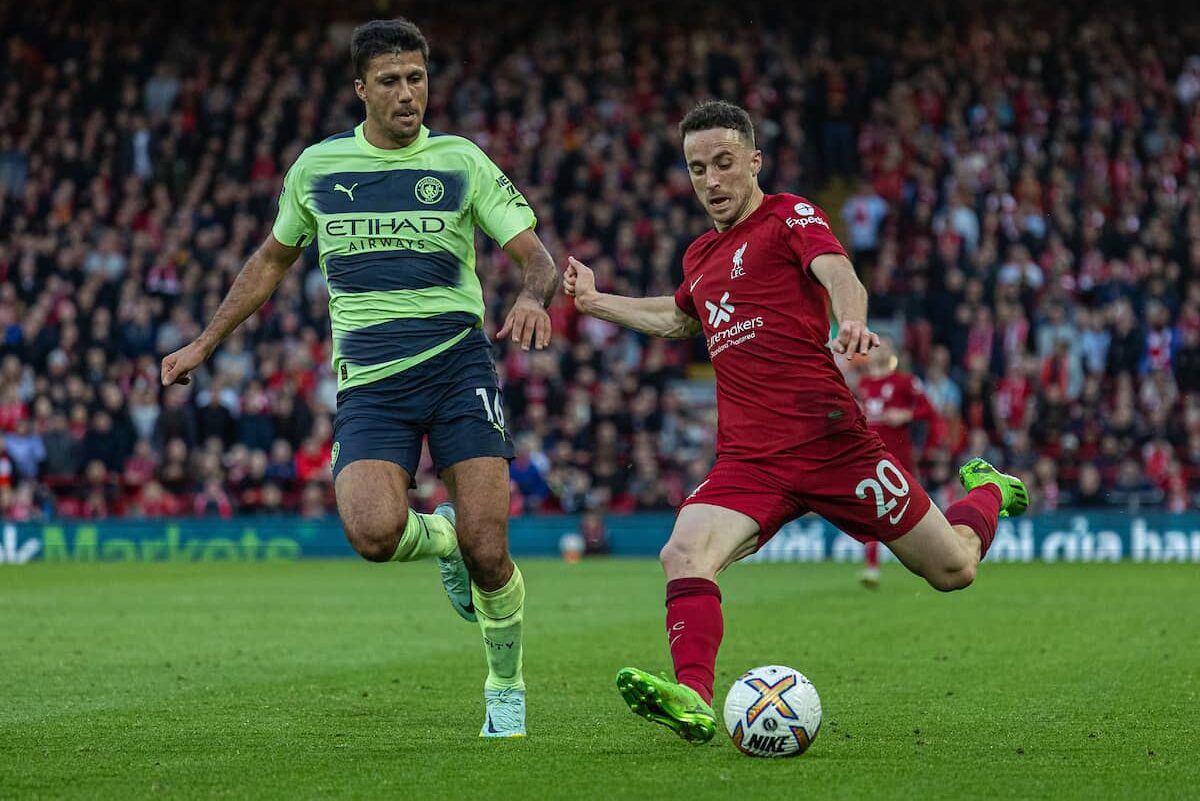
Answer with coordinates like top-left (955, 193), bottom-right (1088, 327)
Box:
top-left (273, 123), bottom-right (536, 390)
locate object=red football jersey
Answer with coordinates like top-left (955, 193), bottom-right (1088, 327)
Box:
top-left (674, 193), bottom-right (862, 457)
top-left (857, 370), bottom-right (936, 472)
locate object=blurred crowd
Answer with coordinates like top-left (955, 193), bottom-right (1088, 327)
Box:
top-left (2, 1), bottom-right (1200, 519)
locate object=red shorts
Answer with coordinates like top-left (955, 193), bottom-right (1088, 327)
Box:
top-left (681, 420), bottom-right (932, 548)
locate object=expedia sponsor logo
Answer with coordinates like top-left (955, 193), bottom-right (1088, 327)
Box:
top-left (324, 217), bottom-right (446, 236)
top-left (786, 215), bottom-right (830, 230)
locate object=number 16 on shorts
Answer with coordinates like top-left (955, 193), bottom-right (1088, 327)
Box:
top-left (475, 387), bottom-right (508, 439)
top-left (856, 458), bottom-right (911, 526)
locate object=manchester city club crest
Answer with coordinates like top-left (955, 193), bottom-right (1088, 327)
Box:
top-left (415, 176), bottom-right (445, 204)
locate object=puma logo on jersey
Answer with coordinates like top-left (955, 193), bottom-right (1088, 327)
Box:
top-left (705, 292), bottom-right (735, 328)
top-left (334, 182), bottom-right (358, 201)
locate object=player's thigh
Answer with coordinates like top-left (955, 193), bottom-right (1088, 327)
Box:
top-left (663, 503), bottom-right (763, 580)
top-left (668, 459), bottom-right (799, 579)
top-left (331, 379), bottom-right (424, 548)
top-left (884, 503), bottom-right (977, 588)
top-left (334, 459), bottom-right (413, 558)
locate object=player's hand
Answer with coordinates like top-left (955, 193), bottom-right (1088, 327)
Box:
top-left (498, 292), bottom-right (551, 351)
top-left (563, 256), bottom-right (597, 312)
top-left (160, 340), bottom-right (210, 386)
top-left (883, 408), bottom-right (913, 427)
top-left (830, 320), bottom-right (880, 356)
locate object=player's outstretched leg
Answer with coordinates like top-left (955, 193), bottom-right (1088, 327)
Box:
top-left (888, 457), bottom-right (1028, 591)
top-left (616, 503), bottom-right (760, 743)
top-left (442, 457), bottom-right (527, 738)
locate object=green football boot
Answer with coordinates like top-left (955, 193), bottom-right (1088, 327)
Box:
top-left (616, 667), bottom-right (717, 744)
top-left (958, 457), bottom-right (1029, 518)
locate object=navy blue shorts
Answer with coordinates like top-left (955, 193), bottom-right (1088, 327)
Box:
top-left (331, 329), bottom-right (514, 480)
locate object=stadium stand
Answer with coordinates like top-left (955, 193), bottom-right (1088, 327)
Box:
top-left (2, 2), bottom-right (1199, 518)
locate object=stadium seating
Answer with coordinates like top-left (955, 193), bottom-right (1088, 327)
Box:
top-left (1, 3), bottom-right (1196, 518)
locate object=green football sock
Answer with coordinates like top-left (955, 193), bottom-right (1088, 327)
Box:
top-left (388, 510), bottom-right (458, 562)
top-left (474, 564), bottom-right (525, 691)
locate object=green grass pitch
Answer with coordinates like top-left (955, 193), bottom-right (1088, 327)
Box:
top-left (2, 559), bottom-right (1197, 799)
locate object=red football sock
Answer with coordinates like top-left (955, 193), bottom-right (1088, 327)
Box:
top-left (945, 484), bottom-right (1003, 558)
top-left (665, 578), bottom-right (724, 705)
top-left (864, 540), bottom-right (879, 569)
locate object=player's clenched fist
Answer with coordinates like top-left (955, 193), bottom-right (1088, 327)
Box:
top-left (830, 320), bottom-right (880, 356)
top-left (563, 256), bottom-right (596, 308)
top-left (160, 341), bottom-right (209, 386)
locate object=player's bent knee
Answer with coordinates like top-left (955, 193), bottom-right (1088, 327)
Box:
top-left (927, 562), bottom-right (976, 592)
top-left (658, 539), bottom-right (691, 571)
top-left (659, 533), bottom-right (720, 577)
top-left (459, 533), bottom-right (510, 587)
top-left (342, 511), bottom-right (406, 563)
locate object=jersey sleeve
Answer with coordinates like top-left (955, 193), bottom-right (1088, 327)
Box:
top-left (673, 245), bottom-right (700, 319)
top-left (272, 158), bottom-right (317, 248)
top-left (674, 281), bottom-right (699, 319)
top-left (781, 198), bottom-right (849, 272)
top-left (469, 147), bottom-right (537, 247)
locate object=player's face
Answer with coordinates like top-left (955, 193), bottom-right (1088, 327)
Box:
top-left (683, 128), bottom-right (762, 230)
top-left (355, 51), bottom-right (428, 147)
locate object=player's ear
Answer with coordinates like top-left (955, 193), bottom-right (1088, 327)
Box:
top-left (750, 149), bottom-right (763, 177)
top-left (354, 78), bottom-right (367, 103)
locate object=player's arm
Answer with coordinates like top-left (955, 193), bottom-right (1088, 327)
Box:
top-left (564, 257), bottom-right (701, 339)
top-left (161, 234), bottom-right (302, 385)
top-left (496, 229), bottom-right (559, 351)
top-left (810, 253), bottom-right (880, 356)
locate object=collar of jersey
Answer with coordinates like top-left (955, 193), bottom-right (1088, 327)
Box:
top-left (354, 122), bottom-right (430, 158)
top-left (710, 192), bottom-right (770, 237)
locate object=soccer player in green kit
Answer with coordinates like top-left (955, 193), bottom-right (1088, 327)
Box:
top-left (161, 19), bottom-right (557, 737)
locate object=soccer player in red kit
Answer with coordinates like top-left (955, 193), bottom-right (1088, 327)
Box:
top-left (857, 336), bottom-right (937, 588)
top-left (562, 100), bottom-right (1029, 744)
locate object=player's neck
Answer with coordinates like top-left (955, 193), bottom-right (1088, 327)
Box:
top-left (362, 117), bottom-right (420, 150)
top-left (713, 188), bottom-right (765, 232)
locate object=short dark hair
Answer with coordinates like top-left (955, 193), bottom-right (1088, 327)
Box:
top-left (679, 100), bottom-right (756, 148)
top-left (351, 19), bottom-right (430, 79)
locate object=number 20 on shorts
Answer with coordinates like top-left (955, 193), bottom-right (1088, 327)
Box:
top-left (856, 458), bottom-right (911, 525)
